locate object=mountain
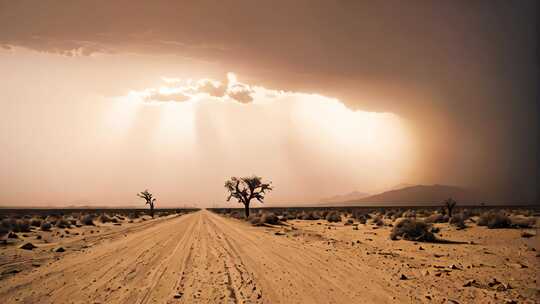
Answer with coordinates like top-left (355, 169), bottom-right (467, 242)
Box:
top-left (346, 184), bottom-right (479, 204)
top-left (321, 191), bottom-right (370, 203)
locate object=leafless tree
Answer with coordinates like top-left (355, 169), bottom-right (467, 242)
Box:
top-left (137, 189), bottom-right (156, 217)
top-left (225, 176), bottom-right (272, 217)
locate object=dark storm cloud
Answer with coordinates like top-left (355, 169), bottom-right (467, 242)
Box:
top-left (0, 0), bottom-right (537, 202)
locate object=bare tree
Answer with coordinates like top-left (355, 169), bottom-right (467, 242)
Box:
top-left (137, 189), bottom-right (156, 218)
top-left (225, 176), bottom-right (272, 217)
top-left (444, 198), bottom-right (457, 218)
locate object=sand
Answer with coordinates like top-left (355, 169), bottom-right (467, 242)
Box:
top-left (0, 210), bottom-right (538, 303)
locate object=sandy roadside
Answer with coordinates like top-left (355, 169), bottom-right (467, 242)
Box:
top-left (0, 210), bottom-right (537, 303)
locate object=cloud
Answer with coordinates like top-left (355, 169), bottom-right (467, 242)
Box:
top-left (144, 90), bottom-right (191, 103)
top-left (141, 73), bottom-right (257, 104)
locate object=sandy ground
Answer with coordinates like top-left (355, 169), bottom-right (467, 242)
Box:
top-left (0, 210), bottom-right (538, 303)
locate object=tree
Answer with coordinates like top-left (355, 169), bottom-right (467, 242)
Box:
top-left (444, 198), bottom-right (457, 218)
top-left (137, 189), bottom-right (156, 218)
top-left (225, 176), bottom-right (273, 217)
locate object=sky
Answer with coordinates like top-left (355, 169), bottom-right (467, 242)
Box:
top-left (0, 1), bottom-right (538, 206)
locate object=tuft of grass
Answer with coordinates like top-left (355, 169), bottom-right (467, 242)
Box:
top-left (390, 219), bottom-right (436, 242)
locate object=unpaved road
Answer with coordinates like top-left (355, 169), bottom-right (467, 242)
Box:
top-left (0, 210), bottom-right (401, 303)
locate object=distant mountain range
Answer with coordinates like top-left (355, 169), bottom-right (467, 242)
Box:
top-left (320, 191), bottom-right (371, 203)
top-left (325, 184), bottom-right (479, 205)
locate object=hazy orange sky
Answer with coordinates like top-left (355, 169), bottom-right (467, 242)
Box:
top-left (0, 1), bottom-right (538, 206)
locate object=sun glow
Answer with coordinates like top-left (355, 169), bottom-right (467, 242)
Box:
top-left (105, 73), bottom-right (416, 195)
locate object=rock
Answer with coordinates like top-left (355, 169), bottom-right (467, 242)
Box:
top-left (450, 264), bottom-right (460, 270)
top-left (505, 300), bottom-right (518, 304)
top-left (488, 278), bottom-right (501, 287)
top-left (32, 262), bottom-right (40, 267)
top-left (520, 231), bottom-right (535, 238)
top-left (173, 292), bottom-right (183, 299)
top-left (55, 247), bottom-right (65, 252)
top-left (463, 279), bottom-right (477, 287)
top-left (399, 274), bottom-right (408, 280)
top-left (8, 232), bottom-right (18, 239)
top-left (274, 231), bottom-right (286, 236)
top-left (36, 235), bottom-right (42, 240)
top-left (419, 246), bottom-right (424, 250)
top-left (20, 242), bottom-right (37, 250)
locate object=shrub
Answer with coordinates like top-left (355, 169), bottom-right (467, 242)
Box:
top-left (285, 213), bottom-right (297, 220)
top-left (248, 214), bottom-right (262, 225)
top-left (478, 211), bottom-right (511, 229)
top-left (12, 219), bottom-right (31, 232)
top-left (30, 218), bottom-right (43, 227)
top-left (424, 213), bottom-right (448, 223)
top-left (260, 212), bottom-right (279, 225)
top-left (402, 210), bottom-right (416, 218)
top-left (390, 219), bottom-right (436, 242)
top-left (301, 211), bottom-right (320, 220)
top-left (99, 214), bottom-right (112, 223)
top-left (230, 211), bottom-right (245, 220)
top-left (371, 216), bottom-right (384, 226)
top-left (0, 220), bottom-right (10, 235)
top-left (325, 211), bottom-right (341, 222)
top-left (510, 216), bottom-right (536, 228)
top-left (56, 218), bottom-right (71, 229)
top-left (80, 214), bottom-right (95, 226)
top-left (449, 214), bottom-right (466, 229)
top-left (40, 221), bottom-right (52, 231)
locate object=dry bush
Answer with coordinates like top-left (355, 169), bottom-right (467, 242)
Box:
top-left (30, 217), bottom-right (43, 227)
top-left (510, 216), bottom-right (536, 228)
top-left (424, 213), bottom-right (448, 224)
top-left (301, 211), bottom-right (320, 220)
top-left (478, 211), bottom-right (511, 229)
top-left (80, 214), bottom-right (95, 226)
top-left (99, 214), bottom-right (112, 223)
top-left (285, 212), bottom-right (297, 220)
top-left (0, 219), bottom-right (11, 235)
top-left (449, 213), bottom-right (466, 229)
top-left (7, 219), bottom-right (32, 233)
top-left (40, 221), bottom-right (52, 231)
top-left (230, 211), bottom-right (245, 220)
top-left (402, 210), bottom-right (416, 218)
top-left (260, 212), bottom-right (279, 225)
top-left (390, 219), bottom-right (436, 242)
top-left (325, 211), bottom-right (341, 222)
top-left (56, 217), bottom-right (71, 229)
top-left (248, 214), bottom-right (262, 225)
top-left (371, 216), bottom-right (384, 226)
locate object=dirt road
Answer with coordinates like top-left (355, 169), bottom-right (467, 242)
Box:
top-left (0, 210), bottom-right (403, 303)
